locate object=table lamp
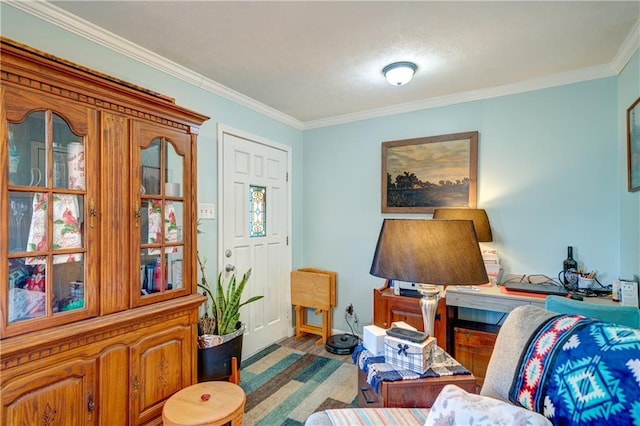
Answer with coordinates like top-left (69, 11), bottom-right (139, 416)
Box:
top-left (434, 208), bottom-right (498, 284)
top-left (370, 219), bottom-right (489, 339)
top-left (432, 208), bottom-right (492, 242)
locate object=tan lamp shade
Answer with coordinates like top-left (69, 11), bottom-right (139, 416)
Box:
top-left (432, 208), bottom-right (493, 242)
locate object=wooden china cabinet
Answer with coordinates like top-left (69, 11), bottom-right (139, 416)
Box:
top-left (0, 37), bottom-right (209, 425)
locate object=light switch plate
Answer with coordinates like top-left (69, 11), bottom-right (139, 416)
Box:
top-left (198, 203), bottom-right (216, 220)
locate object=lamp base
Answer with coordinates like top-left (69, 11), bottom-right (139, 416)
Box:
top-left (418, 284), bottom-right (443, 340)
top-left (325, 334), bottom-right (359, 355)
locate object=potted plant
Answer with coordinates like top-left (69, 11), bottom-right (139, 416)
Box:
top-left (196, 254), bottom-right (263, 382)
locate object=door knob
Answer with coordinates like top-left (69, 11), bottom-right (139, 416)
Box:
top-left (225, 264), bottom-right (236, 272)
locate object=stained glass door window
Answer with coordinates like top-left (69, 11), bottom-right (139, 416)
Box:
top-left (249, 185), bottom-right (266, 237)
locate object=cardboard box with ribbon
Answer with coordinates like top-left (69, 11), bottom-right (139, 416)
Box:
top-left (384, 334), bottom-right (436, 373)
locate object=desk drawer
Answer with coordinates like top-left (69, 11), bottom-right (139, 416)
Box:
top-left (453, 327), bottom-right (497, 387)
top-left (455, 327), bottom-right (497, 347)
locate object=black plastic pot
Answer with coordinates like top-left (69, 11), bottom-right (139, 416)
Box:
top-left (197, 327), bottom-right (243, 382)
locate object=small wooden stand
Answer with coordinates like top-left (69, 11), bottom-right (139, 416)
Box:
top-left (162, 381), bottom-right (246, 426)
top-left (228, 356), bottom-right (240, 385)
top-left (291, 268), bottom-right (336, 346)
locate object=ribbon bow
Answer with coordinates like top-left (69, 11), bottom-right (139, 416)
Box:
top-left (396, 343), bottom-right (409, 356)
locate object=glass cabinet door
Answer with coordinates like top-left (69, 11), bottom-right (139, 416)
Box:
top-left (5, 109), bottom-right (92, 333)
top-left (137, 134), bottom-right (186, 302)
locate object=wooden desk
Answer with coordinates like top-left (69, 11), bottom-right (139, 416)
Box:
top-left (446, 285), bottom-right (546, 313)
top-left (446, 284), bottom-right (618, 319)
top-left (446, 286), bottom-right (618, 318)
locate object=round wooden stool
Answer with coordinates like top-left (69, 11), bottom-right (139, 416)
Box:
top-left (162, 381), bottom-right (246, 426)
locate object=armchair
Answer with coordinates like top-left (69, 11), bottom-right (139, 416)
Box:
top-left (306, 304), bottom-right (640, 425)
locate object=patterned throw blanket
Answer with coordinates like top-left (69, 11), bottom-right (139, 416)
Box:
top-left (352, 345), bottom-right (470, 394)
top-left (509, 314), bottom-right (640, 425)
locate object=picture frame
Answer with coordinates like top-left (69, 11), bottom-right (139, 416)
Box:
top-left (627, 97), bottom-right (640, 192)
top-left (382, 131), bottom-right (478, 213)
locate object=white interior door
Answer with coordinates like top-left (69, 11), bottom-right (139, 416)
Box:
top-left (219, 126), bottom-right (292, 358)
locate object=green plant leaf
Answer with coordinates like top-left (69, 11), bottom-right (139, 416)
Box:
top-left (219, 269), bottom-right (252, 334)
top-left (239, 295), bottom-right (264, 308)
top-left (215, 271), bottom-right (226, 325)
top-left (197, 260), bottom-right (261, 336)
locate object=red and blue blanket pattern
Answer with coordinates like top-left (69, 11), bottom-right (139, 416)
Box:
top-left (509, 314), bottom-right (640, 425)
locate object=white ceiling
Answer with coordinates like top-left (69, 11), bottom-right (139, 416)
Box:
top-left (22, 2), bottom-right (640, 128)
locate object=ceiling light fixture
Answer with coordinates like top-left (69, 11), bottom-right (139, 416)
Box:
top-left (382, 61), bottom-right (417, 86)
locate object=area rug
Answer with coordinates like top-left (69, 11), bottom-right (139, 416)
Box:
top-left (240, 344), bottom-right (358, 425)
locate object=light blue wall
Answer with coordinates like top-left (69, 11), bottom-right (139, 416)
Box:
top-left (0, 4), bottom-right (305, 279)
top-left (618, 49), bottom-right (640, 280)
top-left (303, 77), bottom-right (628, 329)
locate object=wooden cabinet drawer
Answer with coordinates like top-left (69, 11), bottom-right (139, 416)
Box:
top-left (358, 367), bottom-right (476, 408)
top-left (455, 327), bottom-right (497, 347)
top-left (453, 326), bottom-right (498, 387)
top-left (388, 306), bottom-right (424, 330)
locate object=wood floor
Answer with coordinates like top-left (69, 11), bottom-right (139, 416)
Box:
top-left (277, 333), bottom-right (359, 363)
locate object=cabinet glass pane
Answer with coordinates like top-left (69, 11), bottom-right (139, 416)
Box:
top-left (52, 255), bottom-right (85, 313)
top-left (52, 194), bottom-right (84, 250)
top-left (165, 141), bottom-right (183, 197)
top-left (9, 192), bottom-right (38, 254)
top-left (66, 142), bottom-right (85, 190)
top-left (141, 139), bottom-right (161, 196)
top-left (139, 199), bottom-right (149, 245)
top-left (7, 111), bottom-right (45, 188)
top-left (143, 199), bottom-right (163, 248)
top-left (166, 200), bottom-right (183, 243)
top-left (52, 113), bottom-right (84, 190)
top-left (8, 256), bottom-right (47, 323)
top-left (140, 253), bottom-right (161, 295)
top-left (167, 247), bottom-right (184, 291)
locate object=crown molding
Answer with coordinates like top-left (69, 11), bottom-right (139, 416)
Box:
top-left (8, 0), bottom-right (304, 130)
top-left (303, 63), bottom-right (617, 130)
top-left (611, 19), bottom-right (640, 74)
top-left (9, 1), bottom-right (639, 132)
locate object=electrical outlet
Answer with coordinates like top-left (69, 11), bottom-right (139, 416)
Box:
top-left (345, 303), bottom-right (354, 316)
top-left (198, 203), bottom-right (216, 220)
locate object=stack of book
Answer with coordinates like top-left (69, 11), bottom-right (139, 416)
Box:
top-left (482, 250), bottom-right (502, 285)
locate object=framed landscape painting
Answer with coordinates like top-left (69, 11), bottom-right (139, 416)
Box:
top-left (381, 131), bottom-right (478, 213)
top-left (628, 97), bottom-right (640, 192)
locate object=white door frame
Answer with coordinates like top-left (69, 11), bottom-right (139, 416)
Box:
top-left (217, 124), bottom-right (294, 353)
